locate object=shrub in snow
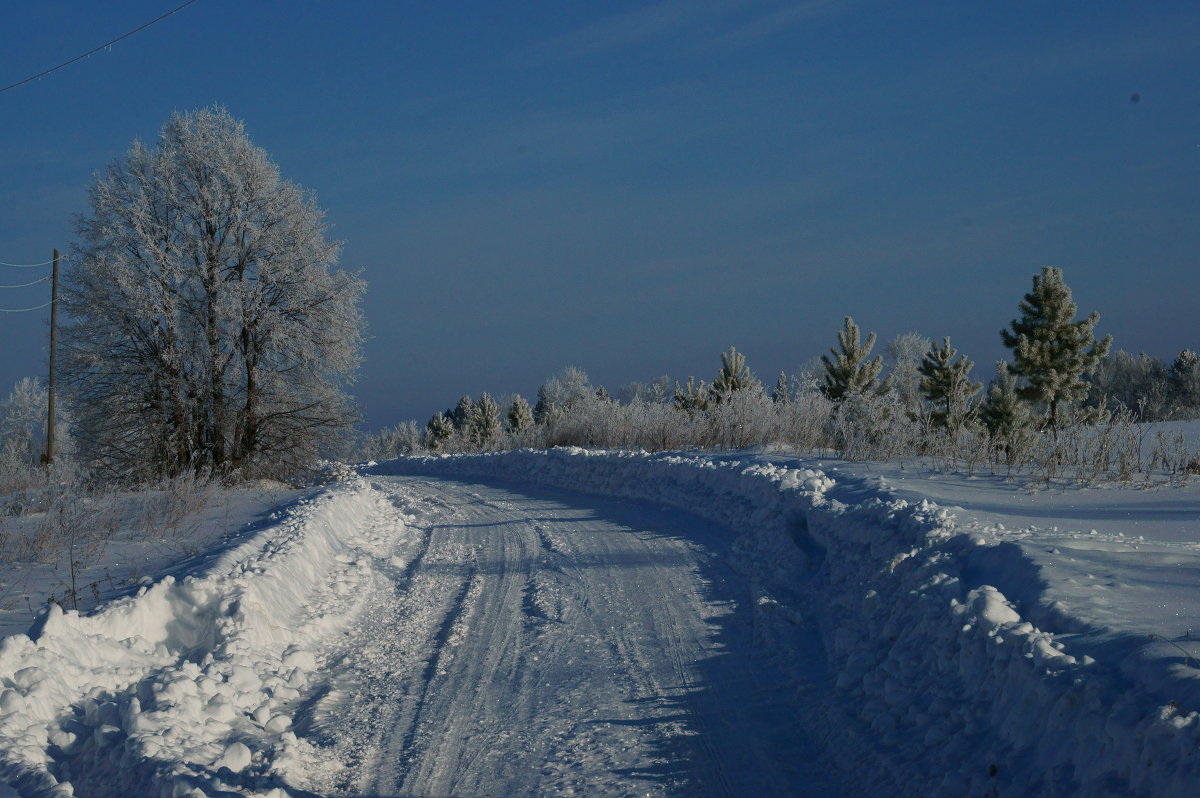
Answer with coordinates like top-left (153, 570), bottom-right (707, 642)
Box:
top-left (886, 331), bottom-right (932, 415)
top-left (361, 421), bottom-right (424, 460)
top-left (829, 391), bottom-right (915, 461)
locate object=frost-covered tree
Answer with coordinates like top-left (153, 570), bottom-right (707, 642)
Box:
top-left (887, 331), bottom-right (932, 413)
top-left (771, 371), bottom-right (791, 404)
top-left (425, 411), bottom-right (455, 452)
top-left (64, 106), bottom-right (363, 481)
top-left (451, 395), bottom-right (478, 431)
top-left (0, 378), bottom-right (74, 472)
top-left (821, 316), bottom-right (884, 400)
top-left (1000, 266), bottom-right (1111, 433)
top-left (534, 367), bottom-right (591, 425)
top-left (1170, 350), bottom-right (1200, 418)
top-left (362, 420), bottom-right (423, 460)
top-left (918, 337), bottom-right (982, 433)
top-left (618, 376), bottom-right (672, 405)
top-left (471, 393), bottom-right (501, 449)
top-left (673, 376), bottom-right (709, 415)
top-left (506, 395), bottom-right (534, 436)
top-left (1087, 350), bottom-right (1170, 420)
top-left (979, 361), bottom-right (1033, 458)
top-left (709, 346), bottom-right (761, 403)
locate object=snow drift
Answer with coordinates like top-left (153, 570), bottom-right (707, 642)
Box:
top-left (0, 475), bottom-right (390, 797)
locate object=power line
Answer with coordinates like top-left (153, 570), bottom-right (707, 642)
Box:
top-left (0, 277), bottom-right (50, 289)
top-left (0, 258), bottom-right (55, 268)
top-left (0, 300), bottom-right (54, 313)
top-left (0, 0), bottom-right (203, 95)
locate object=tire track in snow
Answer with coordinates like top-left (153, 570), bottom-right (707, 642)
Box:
top-left (296, 476), bottom-right (831, 797)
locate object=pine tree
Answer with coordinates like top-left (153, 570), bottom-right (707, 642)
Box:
top-left (595, 386), bottom-right (613, 404)
top-left (979, 361), bottom-right (1033, 458)
top-left (821, 316), bottom-right (884, 400)
top-left (673, 377), bottom-right (709, 414)
top-left (451, 395), bottom-right (478, 432)
top-left (709, 346), bottom-right (761, 403)
top-left (1000, 266), bottom-right (1112, 432)
top-left (1170, 349), bottom-right (1200, 418)
top-left (425, 411), bottom-right (455, 452)
top-left (919, 337), bottom-right (982, 433)
top-left (506, 395), bottom-right (534, 435)
top-left (471, 393), bottom-right (501, 449)
top-left (771, 371), bottom-right (791, 404)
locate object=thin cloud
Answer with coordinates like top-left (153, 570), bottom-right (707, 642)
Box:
top-left (521, 0), bottom-right (760, 62)
top-left (706, 0), bottom-right (856, 52)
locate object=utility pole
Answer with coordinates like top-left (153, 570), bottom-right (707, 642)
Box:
top-left (42, 248), bottom-right (59, 466)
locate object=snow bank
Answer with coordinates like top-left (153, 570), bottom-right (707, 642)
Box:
top-left (373, 449), bottom-right (1200, 797)
top-left (0, 475), bottom-right (390, 797)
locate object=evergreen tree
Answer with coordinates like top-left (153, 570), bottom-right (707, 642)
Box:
top-left (1000, 266), bottom-right (1112, 432)
top-left (471, 393), bottom-right (501, 449)
top-left (1170, 349), bottom-right (1200, 418)
top-left (595, 386), bottom-right (613, 404)
top-left (979, 361), bottom-right (1033, 456)
top-left (918, 337), bottom-right (982, 433)
top-left (673, 377), bottom-right (709, 415)
top-left (709, 346), bottom-right (761, 403)
top-left (451, 395), bottom-right (478, 431)
top-left (821, 316), bottom-right (884, 400)
top-left (533, 384), bottom-right (556, 426)
top-left (425, 411), bottom-right (455, 452)
top-left (506, 395), bottom-right (534, 435)
top-left (771, 371), bottom-right (791, 404)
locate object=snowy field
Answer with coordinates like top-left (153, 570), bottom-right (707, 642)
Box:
top-left (1, 439), bottom-right (1198, 795)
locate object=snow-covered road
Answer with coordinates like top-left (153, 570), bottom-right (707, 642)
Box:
top-left (4, 448), bottom-right (1199, 796)
top-left (301, 475), bottom-right (829, 796)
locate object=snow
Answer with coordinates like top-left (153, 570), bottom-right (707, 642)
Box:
top-left (0, 442), bottom-right (1198, 795)
top-left (0, 486), bottom-right (304, 639)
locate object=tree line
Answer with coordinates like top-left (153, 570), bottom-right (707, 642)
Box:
top-left (367, 267), bottom-right (1197, 484)
top-left (2, 105), bottom-right (1195, 491)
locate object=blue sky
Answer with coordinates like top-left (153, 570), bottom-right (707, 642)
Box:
top-left (1, 1), bottom-right (1198, 428)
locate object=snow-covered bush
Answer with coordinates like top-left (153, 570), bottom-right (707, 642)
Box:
top-left (361, 421), bottom-right (425, 460)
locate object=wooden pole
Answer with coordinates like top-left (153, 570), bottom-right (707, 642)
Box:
top-left (42, 249), bottom-right (59, 466)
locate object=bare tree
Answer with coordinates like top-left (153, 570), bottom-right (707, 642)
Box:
top-left (64, 106), bottom-right (364, 482)
top-left (887, 331), bottom-right (932, 413)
